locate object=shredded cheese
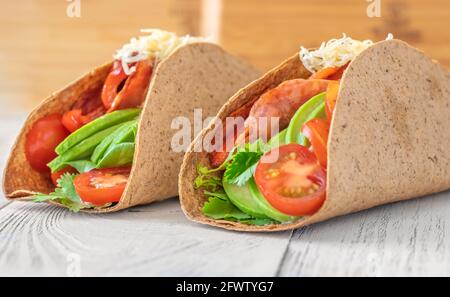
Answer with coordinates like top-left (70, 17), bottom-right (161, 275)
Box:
top-left (114, 29), bottom-right (207, 75)
top-left (300, 33), bottom-right (393, 73)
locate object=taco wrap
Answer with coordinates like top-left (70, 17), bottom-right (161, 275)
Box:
top-left (3, 29), bottom-right (260, 212)
top-left (179, 35), bottom-right (450, 231)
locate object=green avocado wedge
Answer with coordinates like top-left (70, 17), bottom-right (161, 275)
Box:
top-left (223, 179), bottom-right (269, 219)
top-left (48, 122), bottom-right (126, 173)
top-left (96, 142), bottom-right (135, 168)
top-left (91, 120), bottom-right (137, 164)
top-left (267, 128), bottom-right (287, 149)
top-left (285, 92), bottom-right (326, 146)
top-left (248, 178), bottom-right (298, 223)
top-left (55, 108), bottom-right (141, 155)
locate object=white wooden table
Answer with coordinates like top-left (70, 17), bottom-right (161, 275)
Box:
top-left (1, 116), bottom-right (450, 277)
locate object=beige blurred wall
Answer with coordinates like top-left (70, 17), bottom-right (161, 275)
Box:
top-left (0, 0), bottom-right (449, 111)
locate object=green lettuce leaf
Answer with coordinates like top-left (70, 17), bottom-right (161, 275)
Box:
top-left (202, 195), bottom-right (276, 226)
top-left (57, 160), bottom-right (96, 174)
top-left (203, 195), bottom-right (252, 220)
top-left (194, 164), bottom-right (223, 192)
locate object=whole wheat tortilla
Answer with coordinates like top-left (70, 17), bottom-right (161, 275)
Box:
top-left (3, 42), bottom-right (260, 212)
top-left (179, 40), bottom-right (450, 231)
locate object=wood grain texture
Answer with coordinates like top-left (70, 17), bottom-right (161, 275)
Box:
top-left (2, 117), bottom-right (450, 276)
top-left (0, 200), bottom-right (291, 276)
top-left (0, 0), bottom-right (201, 111)
top-left (221, 0), bottom-right (450, 71)
top-left (279, 190), bottom-right (450, 276)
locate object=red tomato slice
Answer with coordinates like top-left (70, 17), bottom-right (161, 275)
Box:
top-left (51, 166), bottom-right (78, 186)
top-left (325, 81), bottom-right (340, 122)
top-left (254, 144), bottom-right (326, 216)
top-left (302, 118), bottom-right (329, 168)
top-left (74, 167), bottom-right (131, 205)
top-left (25, 114), bottom-right (70, 173)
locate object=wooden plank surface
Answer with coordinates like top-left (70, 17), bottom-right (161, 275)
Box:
top-left (0, 200), bottom-right (291, 276)
top-left (279, 190), bottom-right (450, 276)
top-left (1, 114), bottom-right (450, 276)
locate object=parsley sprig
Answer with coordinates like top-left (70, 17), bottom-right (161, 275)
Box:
top-left (33, 173), bottom-right (88, 212)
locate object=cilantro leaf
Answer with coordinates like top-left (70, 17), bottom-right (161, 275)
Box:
top-left (196, 139), bottom-right (277, 226)
top-left (32, 173), bottom-right (88, 212)
top-left (223, 152), bottom-right (261, 186)
top-left (223, 139), bottom-right (266, 186)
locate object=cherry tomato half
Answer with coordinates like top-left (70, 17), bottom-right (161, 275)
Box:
top-left (73, 167), bottom-right (131, 205)
top-left (302, 118), bottom-right (329, 168)
top-left (51, 166), bottom-right (78, 186)
top-left (25, 114), bottom-right (69, 173)
top-left (254, 144), bottom-right (326, 216)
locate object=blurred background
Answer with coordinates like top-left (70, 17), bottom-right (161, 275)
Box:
top-left (0, 0), bottom-right (449, 112)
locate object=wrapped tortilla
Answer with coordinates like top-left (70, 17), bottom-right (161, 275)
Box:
top-left (3, 30), bottom-right (260, 212)
top-left (179, 37), bottom-right (450, 231)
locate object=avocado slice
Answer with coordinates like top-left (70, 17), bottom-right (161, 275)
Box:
top-left (96, 142), bottom-right (135, 168)
top-left (285, 92), bottom-right (326, 145)
top-left (55, 108), bottom-right (141, 155)
top-left (48, 122), bottom-right (126, 172)
top-left (91, 120), bottom-right (137, 164)
top-left (267, 128), bottom-right (287, 149)
top-left (223, 179), bottom-right (269, 219)
top-left (248, 178), bottom-right (298, 223)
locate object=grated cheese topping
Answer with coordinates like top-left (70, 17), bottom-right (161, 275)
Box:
top-left (114, 29), bottom-right (207, 75)
top-left (299, 33), bottom-right (393, 73)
